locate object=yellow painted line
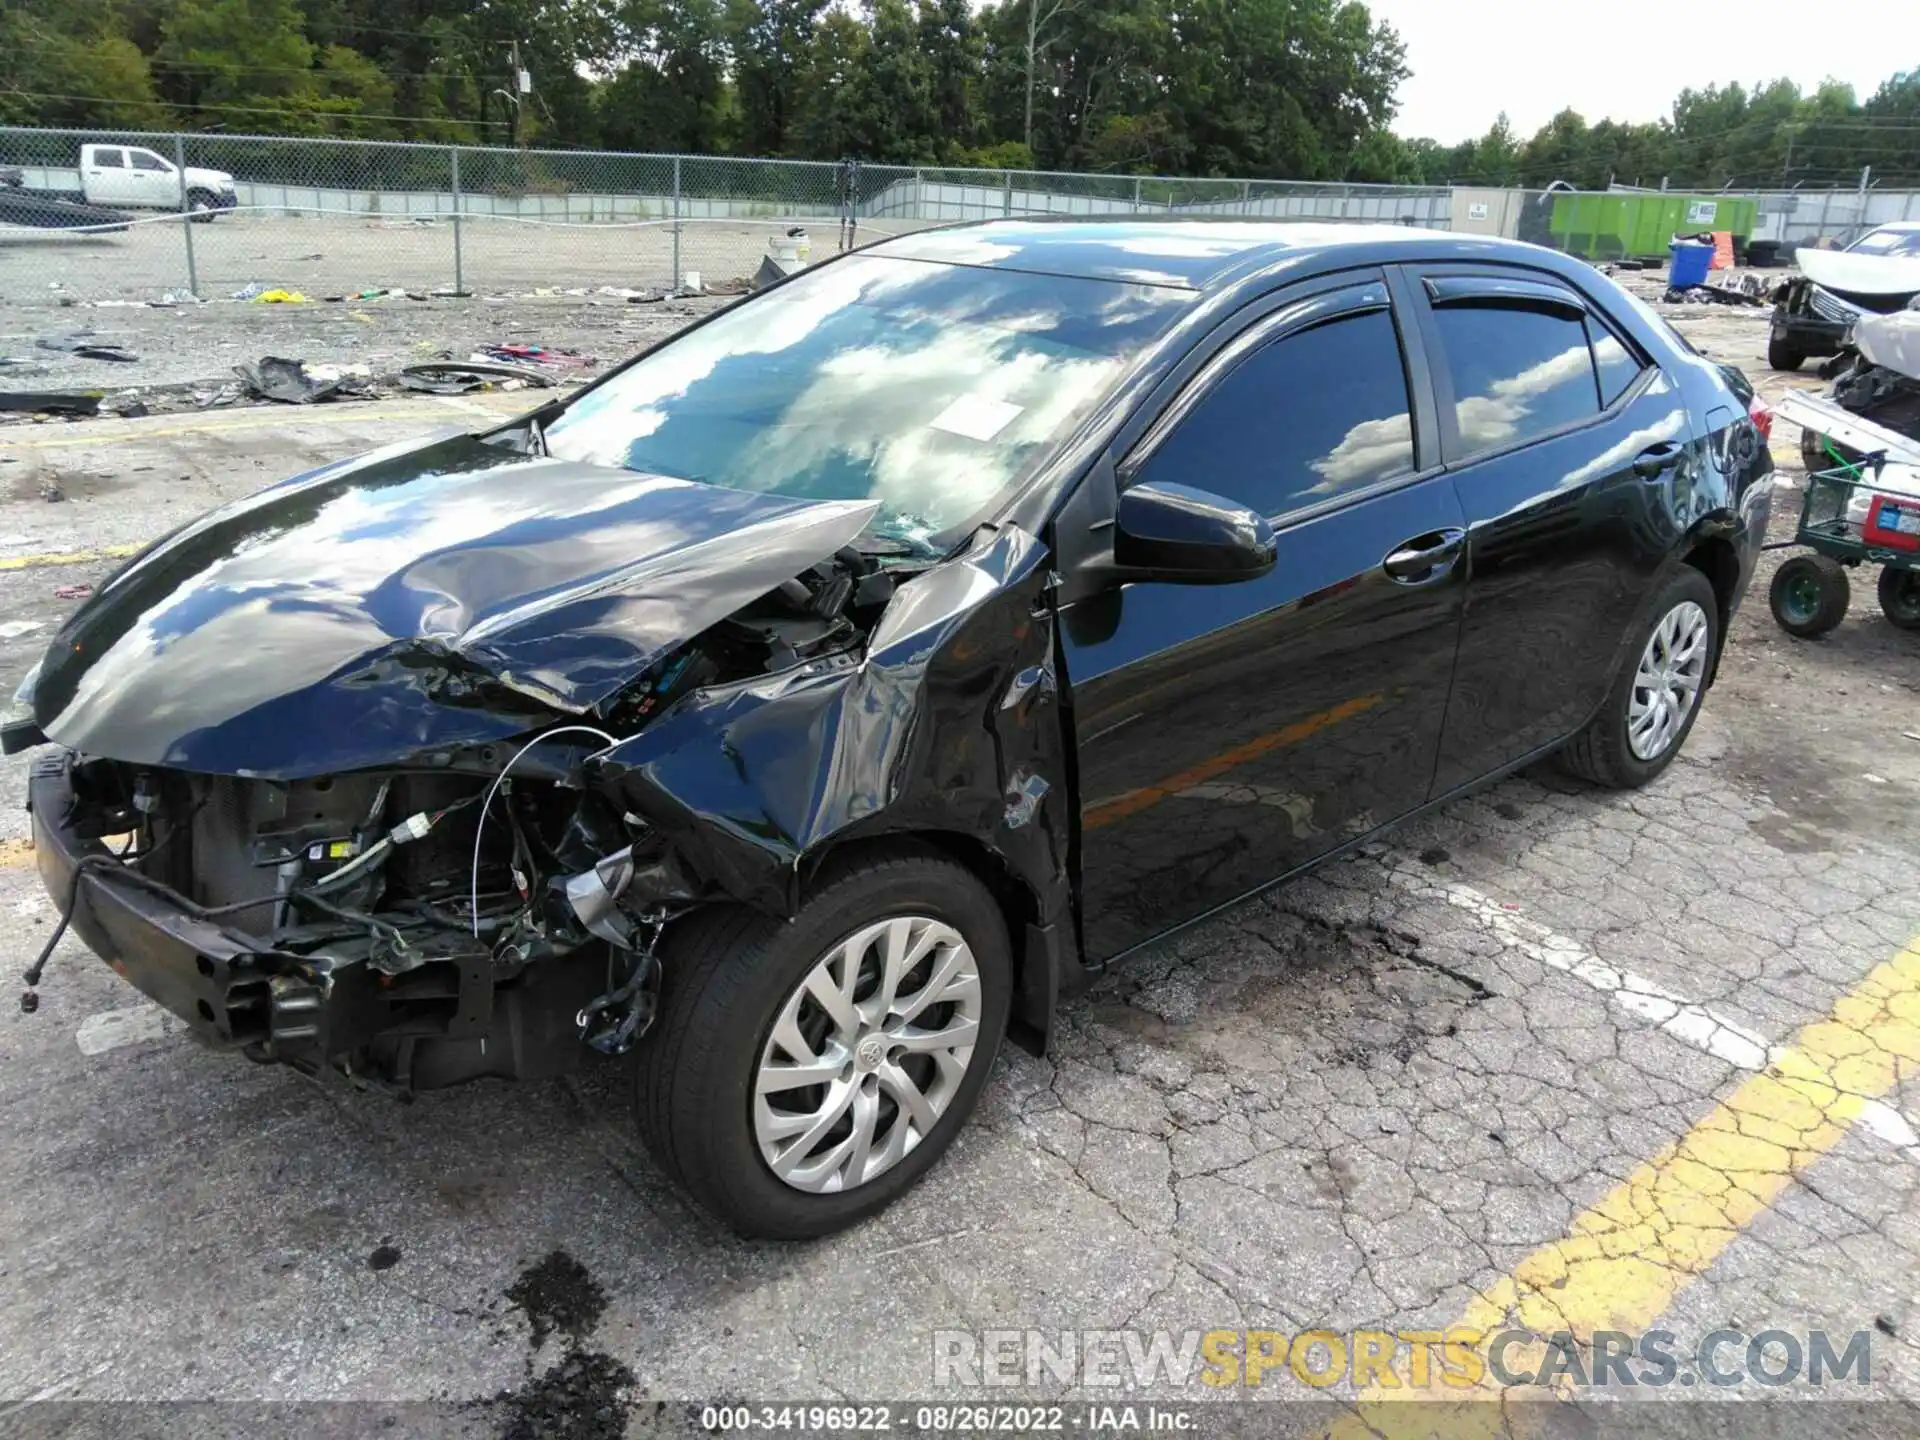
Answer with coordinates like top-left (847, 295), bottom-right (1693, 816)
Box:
top-left (0, 543), bottom-right (141, 572)
top-left (1338, 933), bottom-right (1920, 1436)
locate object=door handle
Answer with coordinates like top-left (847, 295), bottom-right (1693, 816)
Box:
top-left (1382, 528), bottom-right (1465, 583)
top-left (1633, 443), bottom-right (1683, 478)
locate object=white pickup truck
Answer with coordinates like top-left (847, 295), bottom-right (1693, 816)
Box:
top-left (78, 143), bottom-right (237, 219)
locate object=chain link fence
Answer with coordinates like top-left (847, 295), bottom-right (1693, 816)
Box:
top-left (1, 126), bottom-right (1456, 309)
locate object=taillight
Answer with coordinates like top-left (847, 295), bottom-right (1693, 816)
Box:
top-left (1748, 394), bottom-right (1773, 442)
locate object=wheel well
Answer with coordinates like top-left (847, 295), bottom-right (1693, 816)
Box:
top-left (799, 830), bottom-right (1056, 1056)
top-left (1681, 537), bottom-right (1740, 681)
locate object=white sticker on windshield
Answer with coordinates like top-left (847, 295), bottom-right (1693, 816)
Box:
top-left (929, 394), bottom-right (1023, 443)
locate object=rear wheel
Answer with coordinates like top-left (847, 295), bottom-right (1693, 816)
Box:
top-left (1560, 567), bottom-right (1718, 789)
top-left (1770, 554), bottom-right (1851, 638)
top-left (1878, 566), bottom-right (1920, 631)
top-left (634, 846), bottom-right (1011, 1238)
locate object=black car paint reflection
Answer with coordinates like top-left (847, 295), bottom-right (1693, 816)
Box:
top-left (32, 433), bottom-right (876, 776)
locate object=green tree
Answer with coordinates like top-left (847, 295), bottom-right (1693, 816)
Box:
top-left (0, 1), bottom-right (168, 128)
top-left (154, 0), bottom-right (317, 125)
top-left (726, 0), bottom-right (826, 154)
top-left (789, 10), bottom-right (870, 159)
top-left (598, 0), bottom-right (729, 153)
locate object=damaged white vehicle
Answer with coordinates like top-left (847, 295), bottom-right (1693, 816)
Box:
top-left (1770, 222), bottom-right (1920, 371)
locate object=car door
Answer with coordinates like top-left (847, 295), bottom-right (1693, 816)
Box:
top-left (85, 148), bottom-right (131, 205)
top-left (127, 149), bottom-right (178, 207)
top-left (1406, 268), bottom-right (1701, 794)
top-left (1057, 276), bottom-right (1467, 962)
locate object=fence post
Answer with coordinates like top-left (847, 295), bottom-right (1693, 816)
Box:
top-left (671, 156), bottom-right (683, 292)
top-left (1003, 171), bottom-right (1013, 216)
top-left (450, 147), bottom-right (464, 295)
top-left (174, 133), bottom-right (198, 297)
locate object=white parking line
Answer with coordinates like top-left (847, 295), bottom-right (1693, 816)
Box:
top-left (1386, 862), bottom-right (1920, 1155)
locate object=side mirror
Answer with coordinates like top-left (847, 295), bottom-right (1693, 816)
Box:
top-left (1112, 481), bottom-right (1276, 585)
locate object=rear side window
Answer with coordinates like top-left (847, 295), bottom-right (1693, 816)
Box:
top-left (93, 148), bottom-right (125, 168)
top-left (1430, 301), bottom-right (1600, 456)
top-left (1132, 309), bottom-right (1414, 518)
top-left (1588, 318), bottom-right (1642, 408)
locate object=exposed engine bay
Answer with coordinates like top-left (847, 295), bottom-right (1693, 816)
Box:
top-left (32, 544), bottom-right (919, 1091)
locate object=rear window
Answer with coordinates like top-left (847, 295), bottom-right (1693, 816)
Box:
top-left (1430, 301), bottom-right (1600, 455)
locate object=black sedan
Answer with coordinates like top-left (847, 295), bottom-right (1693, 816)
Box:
top-left (14, 221), bottom-right (1774, 1237)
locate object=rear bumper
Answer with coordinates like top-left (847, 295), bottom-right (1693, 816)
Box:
top-left (27, 751), bottom-right (600, 1086)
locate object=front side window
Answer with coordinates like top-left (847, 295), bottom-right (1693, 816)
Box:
top-left (1431, 301), bottom-right (1600, 456)
top-left (131, 151), bottom-right (169, 172)
top-left (1130, 309), bottom-right (1415, 518)
top-left (542, 255), bottom-right (1195, 554)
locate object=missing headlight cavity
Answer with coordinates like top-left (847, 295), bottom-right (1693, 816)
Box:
top-left (39, 539), bottom-right (917, 1093)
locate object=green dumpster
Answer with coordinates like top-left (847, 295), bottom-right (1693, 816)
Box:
top-left (1549, 193), bottom-right (1757, 261)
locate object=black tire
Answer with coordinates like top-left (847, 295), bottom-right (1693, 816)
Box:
top-left (1769, 553), bottom-right (1851, 638)
top-left (186, 189), bottom-right (219, 222)
top-left (634, 845), bottom-right (1011, 1239)
top-left (1878, 566), bottom-right (1920, 631)
top-left (1767, 331), bottom-right (1805, 372)
top-left (1559, 566), bottom-right (1719, 790)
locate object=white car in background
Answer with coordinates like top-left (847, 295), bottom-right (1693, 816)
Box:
top-left (79, 144), bottom-right (237, 220)
top-left (1768, 222), bottom-right (1920, 371)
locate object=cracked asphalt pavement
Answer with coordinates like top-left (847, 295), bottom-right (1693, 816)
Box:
top-left (0, 288), bottom-right (1918, 1438)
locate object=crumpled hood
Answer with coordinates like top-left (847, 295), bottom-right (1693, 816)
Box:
top-left (1797, 247), bottom-right (1920, 303)
top-left (32, 432), bottom-right (877, 778)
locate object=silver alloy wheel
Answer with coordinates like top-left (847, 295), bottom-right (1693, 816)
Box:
top-left (1627, 599), bottom-right (1710, 761)
top-left (754, 915), bottom-right (981, 1193)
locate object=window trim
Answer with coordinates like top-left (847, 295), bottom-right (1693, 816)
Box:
top-left (1115, 282), bottom-right (1429, 526)
top-left (1409, 263), bottom-right (1654, 468)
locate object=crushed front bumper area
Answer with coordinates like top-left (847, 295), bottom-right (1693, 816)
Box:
top-left (28, 751), bottom-right (602, 1089)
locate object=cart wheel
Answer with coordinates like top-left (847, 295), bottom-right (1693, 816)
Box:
top-left (1769, 554), bottom-right (1851, 637)
top-left (1878, 566), bottom-right (1920, 631)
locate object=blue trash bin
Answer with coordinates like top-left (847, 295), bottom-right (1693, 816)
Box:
top-left (1668, 241), bottom-right (1712, 290)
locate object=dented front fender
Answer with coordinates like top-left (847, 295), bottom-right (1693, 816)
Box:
top-left (590, 526), bottom-right (1071, 932)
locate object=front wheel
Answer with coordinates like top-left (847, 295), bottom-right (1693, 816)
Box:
top-left (1559, 567), bottom-right (1719, 789)
top-left (1767, 331), bottom-right (1805, 372)
top-left (186, 189), bottom-right (220, 222)
top-left (1879, 565), bottom-right (1920, 631)
top-left (634, 846), bottom-right (1011, 1238)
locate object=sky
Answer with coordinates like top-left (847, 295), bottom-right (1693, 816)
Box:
top-left (1367, 0), bottom-right (1920, 143)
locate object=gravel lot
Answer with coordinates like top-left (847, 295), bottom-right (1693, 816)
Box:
top-left (0, 252), bottom-right (1917, 1437)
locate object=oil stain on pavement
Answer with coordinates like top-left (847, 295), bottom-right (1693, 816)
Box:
top-left (485, 1250), bottom-right (640, 1440)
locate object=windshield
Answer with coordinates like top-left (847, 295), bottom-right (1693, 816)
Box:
top-left (541, 254), bottom-right (1195, 553)
top-left (1848, 227), bottom-right (1920, 258)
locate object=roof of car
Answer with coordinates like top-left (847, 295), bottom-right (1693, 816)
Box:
top-left (869, 219), bottom-right (1512, 290)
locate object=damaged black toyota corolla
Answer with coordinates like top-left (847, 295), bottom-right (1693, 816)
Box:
top-left (13, 221), bottom-right (1772, 1237)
